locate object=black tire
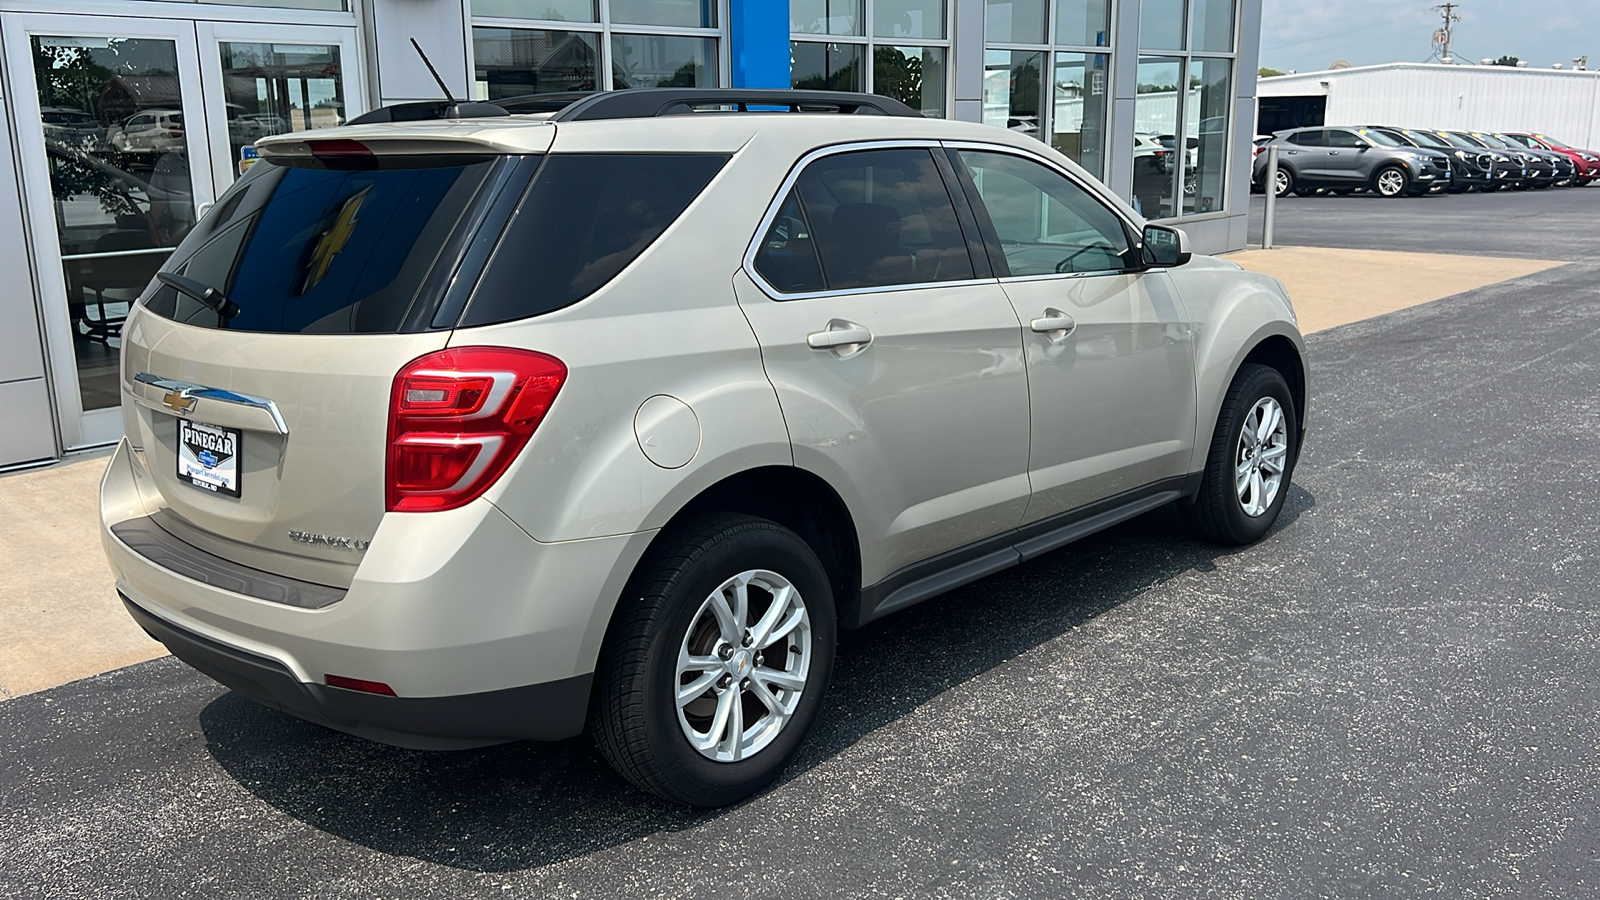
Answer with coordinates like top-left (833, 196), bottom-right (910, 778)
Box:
top-left (591, 514), bottom-right (837, 807)
top-left (1182, 364), bottom-right (1299, 546)
top-left (1330, 188), bottom-right (1354, 196)
top-left (1373, 165), bottom-right (1411, 198)
top-left (1293, 186), bottom-right (1320, 197)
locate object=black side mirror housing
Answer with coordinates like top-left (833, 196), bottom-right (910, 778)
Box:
top-left (1141, 224), bottom-right (1191, 268)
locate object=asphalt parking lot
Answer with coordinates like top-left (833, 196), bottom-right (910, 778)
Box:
top-left (5, 197), bottom-right (1600, 898)
top-left (1247, 186), bottom-right (1599, 261)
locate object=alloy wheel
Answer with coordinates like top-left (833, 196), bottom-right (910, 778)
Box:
top-left (1235, 397), bottom-right (1289, 517)
top-left (1376, 169), bottom-right (1407, 196)
top-left (1273, 170), bottom-right (1291, 196)
top-left (675, 569), bottom-right (812, 762)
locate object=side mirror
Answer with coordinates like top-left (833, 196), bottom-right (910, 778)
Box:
top-left (1141, 224), bottom-right (1191, 268)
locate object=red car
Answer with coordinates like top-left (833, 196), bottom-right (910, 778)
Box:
top-left (1503, 133), bottom-right (1600, 185)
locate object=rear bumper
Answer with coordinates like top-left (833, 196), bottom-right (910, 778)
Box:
top-left (123, 593), bottom-right (590, 749)
top-left (101, 438), bottom-right (655, 748)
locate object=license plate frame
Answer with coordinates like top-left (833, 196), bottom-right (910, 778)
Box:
top-left (176, 420), bottom-right (242, 498)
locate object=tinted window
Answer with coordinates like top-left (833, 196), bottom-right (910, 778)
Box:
top-left (1363, 129), bottom-right (1406, 147)
top-left (753, 192), bottom-right (826, 293)
top-left (462, 154), bottom-right (727, 325)
top-left (1287, 130), bottom-right (1325, 147)
top-left (787, 148), bottom-right (974, 291)
top-left (1406, 130), bottom-right (1452, 150)
top-left (957, 149), bottom-right (1132, 277)
top-left (1326, 130), bottom-right (1364, 148)
top-left (144, 156), bottom-right (500, 333)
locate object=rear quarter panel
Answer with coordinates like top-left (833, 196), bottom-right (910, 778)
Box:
top-left (462, 134), bottom-right (797, 543)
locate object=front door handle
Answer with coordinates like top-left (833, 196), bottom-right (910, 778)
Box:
top-left (807, 320), bottom-right (873, 357)
top-left (1030, 309), bottom-right (1076, 342)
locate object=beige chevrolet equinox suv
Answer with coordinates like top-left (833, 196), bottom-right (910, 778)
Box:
top-left (101, 89), bottom-right (1306, 806)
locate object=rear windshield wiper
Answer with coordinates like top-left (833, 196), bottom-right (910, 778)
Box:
top-left (157, 271), bottom-right (241, 320)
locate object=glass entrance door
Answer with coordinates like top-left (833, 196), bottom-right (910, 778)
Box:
top-left (2, 15), bottom-right (360, 450)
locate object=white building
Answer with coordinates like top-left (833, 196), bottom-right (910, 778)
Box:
top-left (1257, 62), bottom-right (1600, 148)
top-left (1, 0), bottom-right (1264, 468)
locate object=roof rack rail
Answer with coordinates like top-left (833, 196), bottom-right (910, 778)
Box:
top-left (346, 100), bottom-right (509, 126)
top-left (488, 91), bottom-right (600, 115)
top-left (541, 89), bottom-right (924, 121)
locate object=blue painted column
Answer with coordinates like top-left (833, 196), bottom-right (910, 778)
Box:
top-left (729, 0), bottom-right (791, 88)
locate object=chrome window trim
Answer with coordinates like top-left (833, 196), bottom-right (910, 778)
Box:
top-left (742, 139), bottom-right (996, 302)
top-left (938, 140), bottom-right (1148, 281)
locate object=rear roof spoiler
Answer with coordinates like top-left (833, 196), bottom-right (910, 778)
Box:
top-left (347, 88), bottom-right (923, 127)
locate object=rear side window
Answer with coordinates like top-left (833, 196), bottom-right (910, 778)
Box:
top-left (460, 154), bottom-right (728, 326)
top-left (755, 147), bottom-right (974, 293)
top-left (1288, 130), bottom-right (1325, 147)
top-left (145, 156), bottom-right (501, 333)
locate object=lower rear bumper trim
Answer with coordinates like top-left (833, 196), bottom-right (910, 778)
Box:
top-left (123, 593), bottom-right (591, 749)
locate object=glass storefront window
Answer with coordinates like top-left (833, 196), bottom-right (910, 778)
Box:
top-left (874, 46), bottom-right (946, 117)
top-left (31, 35), bottom-right (195, 411)
top-left (1139, 0), bottom-right (1186, 51)
top-left (792, 42), bottom-right (864, 91)
top-left (984, 0), bottom-right (1046, 45)
top-left (875, 0), bottom-right (945, 40)
top-left (1055, 0), bottom-right (1111, 48)
top-left (473, 27), bottom-right (599, 98)
top-left (219, 42), bottom-right (344, 181)
top-left (791, 0), bottom-right (863, 37)
top-left (1132, 56), bottom-right (1180, 218)
top-left (134, 0), bottom-right (347, 9)
top-left (611, 34), bottom-right (716, 88)
top-left (1184, 57), bottom-right (1230, 215)
top-left (983, 50), bottom-right (1045, 142)
top-left (470, 0), bottom-right (597, 22)
top-left (1189, 0), bottom-right (1234, 53)
top-left (1051, 52), bottom-right (1108, 178)
top-left (610, 0), bottom-right (715, 28)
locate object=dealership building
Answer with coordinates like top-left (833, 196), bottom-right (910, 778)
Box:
top-left (0, 0), bottom-right (1263, 468)
top-left (1258, 62), bottom-right (1600, 148)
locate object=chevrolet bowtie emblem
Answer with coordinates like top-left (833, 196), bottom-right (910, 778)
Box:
top-left (162, 389), bottom-right (197, 414)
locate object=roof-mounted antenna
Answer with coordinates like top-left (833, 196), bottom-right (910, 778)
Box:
top-left (410, 38), bottom-right (459, 103)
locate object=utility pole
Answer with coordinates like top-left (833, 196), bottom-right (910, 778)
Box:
top-left (1432, 3), bottom-right (1461, 64)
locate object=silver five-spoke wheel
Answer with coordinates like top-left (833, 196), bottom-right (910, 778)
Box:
top-left (1376, 168), bottom-right (1407, 197)
top-left (1236, 396), bottom-right (1288, 517)
top-left (676, 569), bottom-right (812, 762)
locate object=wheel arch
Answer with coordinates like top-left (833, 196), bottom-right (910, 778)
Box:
top-left (583, 465), bottom-right (862, 682)
top-left (1189, 313), bottom-right (1309, 479)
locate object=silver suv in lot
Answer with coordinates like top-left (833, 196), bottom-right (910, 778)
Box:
top-left (1254, 125), bottom-right (1453, 197)
top-left (101, 89), bottom-right (1306, 806)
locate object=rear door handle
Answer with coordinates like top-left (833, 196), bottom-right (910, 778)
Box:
top-left (807, 320), bottom-right (873, 356)
top-left (1030, 309), bottom-right (1076, 342)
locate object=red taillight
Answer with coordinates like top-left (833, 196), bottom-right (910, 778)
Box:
top-left (309, 138), bottom-right (377, 170)
top-left (386, 346), bottom-right (566, 513)
top-left (325, 674), bottom-right (397, 696)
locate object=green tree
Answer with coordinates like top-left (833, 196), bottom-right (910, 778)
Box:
top-left (1258, 66), bottom-right (1286, 77)
top-left (1493, 55), bottom-right (1521, 67)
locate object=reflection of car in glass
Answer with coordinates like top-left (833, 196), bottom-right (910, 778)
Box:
top-left (41, 106), bottom-right (103, 151)
top-left (104, 88), bottom-right (1306, 809)
top-left (241, 113), bottom-right (291, 137)
top-left (108, 108), bottom-right (185, 153)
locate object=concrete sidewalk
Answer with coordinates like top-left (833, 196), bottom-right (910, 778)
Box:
top-left (0, 450), bottom-right (163, 699)
top-left (0, 245), bottom-right (1566, 700)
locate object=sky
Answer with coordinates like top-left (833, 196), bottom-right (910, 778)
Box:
top-left (1257, 0), bottom-right (1597, 74)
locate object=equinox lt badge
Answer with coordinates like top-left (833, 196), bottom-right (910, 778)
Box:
top-left (288, 530), bottom-right (371, 552)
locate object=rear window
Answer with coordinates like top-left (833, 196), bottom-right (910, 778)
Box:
top-left (459, 153), bottom-right (728, 327)
top-left (144, 156), bottom-right (502, 333)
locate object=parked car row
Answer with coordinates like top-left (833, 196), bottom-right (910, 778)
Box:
top-left (41, 104), bottom-right (302, 154)
top-left (1251, 125), bottom-right (1600, 198)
